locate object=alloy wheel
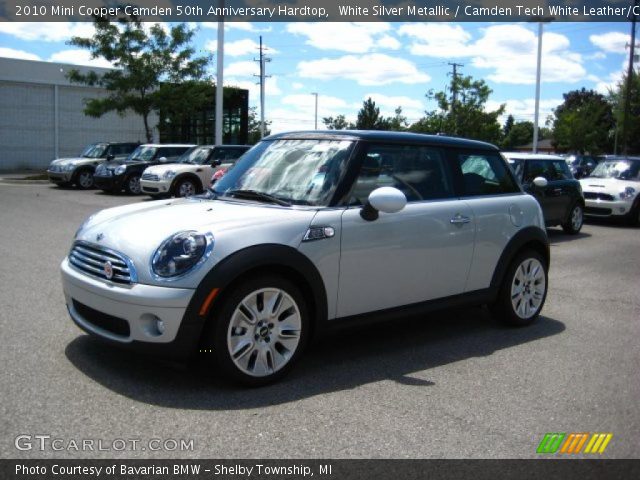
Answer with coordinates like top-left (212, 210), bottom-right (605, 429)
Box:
top-left (178, 181), bottom-right (196, 197)
top-left (77, 171), bottom-right (93, 189)
top-left (571, 205), bottom-right (583, 231)
top-left (510, 258), bottom-right (546, 319)
top-left (128, 175), bottom-right (141, 194)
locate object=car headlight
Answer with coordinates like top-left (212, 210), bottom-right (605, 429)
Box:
top-left (151, 231), bottom-right (213, 279)
top-left (74, 214), bottom-right (95, 239)
top-left (163, 170), bottom-right (177, 180)
top-left (64, 164), bottom-right (76, 171)
top-left (114, 165), bottom-right (126, 175)
top-left (620, 187), bottom-right (636, 200)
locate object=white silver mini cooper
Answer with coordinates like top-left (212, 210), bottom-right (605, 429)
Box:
top-left (62, 132), bottom-right (550, 385)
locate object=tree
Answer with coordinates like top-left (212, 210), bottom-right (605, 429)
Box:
top-left (355, 98), bottom-right (388, 130)
top-left (503, 114), bottom-right (515, 138)
top-left (323, 114), bottom-right (352, 130)
top-left (501, 121), bottom-right (534, 149)
top-left (66, 14), bottom-right (211, 142)
top-left (247, 106), bottom-right (271, 144)
top-left (388, 107), bottom-right (408, 131)
top-left (609, 73), bottom-right (640, 154)
top-left (409, 75), bottom-right (505, 144)
top-left (551, 88), bottom-right (614, 154)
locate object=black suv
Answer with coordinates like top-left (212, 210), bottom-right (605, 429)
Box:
top-left (504, 153), bottom-right (585, 234)
top-left (94, 144), bottom-right (194, 194)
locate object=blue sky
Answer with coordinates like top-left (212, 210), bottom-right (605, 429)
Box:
top-left (0, 21), bottom-right (634, 132)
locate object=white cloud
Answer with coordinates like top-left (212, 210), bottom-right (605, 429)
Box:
top-left (269, 93), bottom-right (355, 133)
top-left (377, 35), bottom-right (401, 50)
top-left (485, 98), bottom-right (562, 127)
top-left (297, 53), bottom-right (430, 86)
top-left (363, 93), bottom-right (423, 110)
top-left (399, 24), bottom-right (471, 58)
top-left (48, 50), bottom-right (113, 69)
top-left (286, 22), bottom-right (391, 53)
top-left (201, 22), bottom-right (271, 33)
top-left (291, 82), bottom-right (304, 90)
top-left (0, 47), bottom-right (40, 61)
top-left (590, 32), bottom-right (629, 54)
top-left (225, 76), bottom-right (282, 100)
top-left (0, 22), bottom-right (94, 42)
top-left (225, 60), bottom-right (257, 77)
top-left (206, 38), bottom-right (277, 57)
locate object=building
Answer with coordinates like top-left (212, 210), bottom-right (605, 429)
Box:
top-left (0, 57), bottom-right (249, 171)
top-left (513, 138), bottom-right (556, 153)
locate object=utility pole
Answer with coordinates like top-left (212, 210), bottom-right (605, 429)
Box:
top-left (254, 36), bottom-right (271, 138)
top-left (214, 0), bottom-right (224, 146)
top-left (447, 62), bottom-right (463, 135)
top-left (622, 0), bottom-right (638, 155)
top-left (531, 16), bottom-right (555, 153)
top-left (311, 92), bottom-right (318, 129)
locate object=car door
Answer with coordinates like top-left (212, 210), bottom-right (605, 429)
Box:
top-left (336, 143), bottom-right (475, 318)
top-left (523, 160), bottom-right (561, 224)
top-left (549, 159), bottom-right (578, 221)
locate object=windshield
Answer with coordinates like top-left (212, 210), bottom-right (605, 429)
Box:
top-left (211, 139), bottom-right (354, 206)
top-left (589, 160), bottom-right (640, 180)
top-left (126, 146), bottom-right (157, 163)
top-left (180, 147), bottom-right (213, 165)
top-left (81, 143), bottom-right (108, 158)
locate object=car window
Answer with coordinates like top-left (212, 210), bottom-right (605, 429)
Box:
top-left (458, 152), bottom-right (519, 196)
top-left (551, 160), bottom-right (572, 180)
top-left (213, 148), bottom-right (247, 162)
top-left (524, 160), bottom-right (556, 183)
top-left (127, 146), bottom-right (157, 162)
top-left (349, 144), bottom-right (453, 205)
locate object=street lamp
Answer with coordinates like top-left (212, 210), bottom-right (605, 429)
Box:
top-left (531, 16), bottom-right (554, 153)
top-left (311, 92), bottom-right (318, 130)
top-left (215, 0), bottom-right (224, 146)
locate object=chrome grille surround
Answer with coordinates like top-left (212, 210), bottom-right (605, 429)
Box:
top-left (142, 173), bottom-right (160, 181)
top-left (68, 241), bottom-right (138, 284)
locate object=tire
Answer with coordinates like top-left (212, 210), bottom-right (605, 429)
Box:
top-left (562, 203), bottom-right (584, 234)
top-left (491, 249), bottom-right (548, 327)
top-left (124, 173), bottom-right (142, 195)
top-left (208, 275), bottom-right (310, 386)
top-left (627, 200), bottom-right (640, 227)
top-left (174, 178), bottom-right (199, 198)
top-left (74, 169), bottom-right (94, 190)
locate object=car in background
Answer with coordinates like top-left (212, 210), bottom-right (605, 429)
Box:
top-left (94, 144), bottom-right (194, 194)
top-left (564, 154), bottom-right (601, 179)
top-left (504, 152), bottom-right (585, 234)
top-left (140, 145), bottom-right (250, 198)
top-left (47, 142), bottom-right (139, 189)
top-left (580, 156), bottom-right (640, 225)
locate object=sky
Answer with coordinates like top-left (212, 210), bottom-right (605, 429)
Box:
top-left (0, 21), bottom-right (635, 133)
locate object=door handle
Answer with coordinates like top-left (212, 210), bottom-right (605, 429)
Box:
top-left (450, 214), bottom-right (471, 225)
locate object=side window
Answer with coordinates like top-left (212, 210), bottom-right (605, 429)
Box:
top-left (349, 144), bottom-right (453, 204)
top-left (459, 152), bottom-right (519, 196)
top-left (552, 160), bottom-right (572, 180)
top-left (524, 160), bottom-right (555, 183)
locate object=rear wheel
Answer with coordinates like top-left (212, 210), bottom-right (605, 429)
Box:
top-left (74, 169), bottom-right (94, 190)
top-left (209, 275), bottom-right (309, 386)
top-left (491, 250), bottom-right (548, 327)
top-left (174, 178), bottom-right (198, 198)
top-left (124, 173), bottom-right (141, 195)
top-left (562, 203), bottom-right (583, 234)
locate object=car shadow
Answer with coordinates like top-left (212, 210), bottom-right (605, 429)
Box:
top-left (65, 307), bottom-right (565, 409)
top-left (584, 216), bottom-right (637, 229)
top-left (546, 229), bottom-right (591, 245)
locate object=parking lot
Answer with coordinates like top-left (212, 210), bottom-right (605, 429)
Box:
top-left (1, 181), bottom-right (639, 459)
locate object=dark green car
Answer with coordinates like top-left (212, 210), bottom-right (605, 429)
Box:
top-left (504, 153), bottom-right (585, 235)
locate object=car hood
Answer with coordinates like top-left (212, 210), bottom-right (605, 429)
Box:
top-left (50, 157), bottom-right (98, 167)
top-left (76, 198), bottom-right (319, 286)
top-left (143, 163), bottom-right (199, 175)
top-left (580, 177), bottom-right (640, 193)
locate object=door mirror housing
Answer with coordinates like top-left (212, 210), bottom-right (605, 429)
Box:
top-left (158, 156), bottom-right (168, 163)
top-left (532, 176), bottom-right (548, 188)
top-left (360, 187), bottom-right (407, 221)
top-left (105, 154), bottom-right (115, 161)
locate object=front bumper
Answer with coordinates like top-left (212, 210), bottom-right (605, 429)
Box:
top-left (94, 174), bottom-right (124, 191)
top-left (47, 170), bottom-right (72, 183)
top-left (140, 178), bottom-right (172, 195)
top-left (584, 197), bottom-right (632, 217)
top-left (62, 258), bottom-right (202, 359)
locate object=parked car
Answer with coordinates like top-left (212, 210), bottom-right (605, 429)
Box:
top-left (564, 154), bottom-right (601, 179)
top-left (62, 131), bottom-right (549, 385)
top-left (579, 156), bottom-right (640, 225)
top-left (47, 142), bottom-right (139, 189)
top-left (140, 145), bottom-right (250, 198)
top-left (504, 152), bottom-right (585, 234)
top-left (93, 144), bottom-right (194, 194)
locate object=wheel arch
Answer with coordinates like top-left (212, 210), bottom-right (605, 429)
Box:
top-left (171, 173), bottom-right (203, 195)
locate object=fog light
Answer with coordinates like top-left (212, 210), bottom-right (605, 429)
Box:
top-left (156, 319), bottom-right (165, 335)
top-left (619, 207), bottom-right (626, 213)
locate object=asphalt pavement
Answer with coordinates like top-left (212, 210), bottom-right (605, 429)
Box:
top-left (1, 182), bottom-right (638, 459)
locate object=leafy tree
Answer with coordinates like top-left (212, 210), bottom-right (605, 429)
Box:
top-left (247, 106), bottom-right (271, 144)
top-left (501, 121), bottom-right (534, 149)
top-left (356, 98), bottom-right (388, 130)
top-left (409, 75), bottom-right (505, 144)
top-left (503, 114), bottom-right (515, 137)
top-left (551, 88), bottom-right (614, 154)
top-left (323, 114), bottom-right (352, 130)
top-left (388, 107), bottom-right (408, 131)
top-left (66, 14), bottom-right (211, 142)
top-left (608, 73), bottom-right (640, 154)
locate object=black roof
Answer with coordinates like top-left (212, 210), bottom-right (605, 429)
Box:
top-left (265, 130), bottom-right (498, 151)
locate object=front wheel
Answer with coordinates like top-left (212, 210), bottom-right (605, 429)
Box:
top-left (174, 178), bottom-right (198, 198)
top-left (124, 173), bottom-right (141, 195)
top-left (209, 276), bottom-right (309, 386)
top-left (562, 203), bottom-right (583, 234)
top-left (75, 169), bottom-right (94, 190)
top-left (491, 250), bottom-right (548, 327)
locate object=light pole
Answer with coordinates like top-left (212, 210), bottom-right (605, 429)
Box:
top-left (311, 92), bottom-right (318, 129)
top-left (532, 16), bottom-right (554, 153)
top-left (215, 0), bottom-right (224, 146)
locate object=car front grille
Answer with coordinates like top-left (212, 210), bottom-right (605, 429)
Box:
top-left (72, 300), bottom-right (130, 337)
top-left (142, 173), bottom-right (160, 181)
top-left (584, 192), bottom-right (615, 201)
top-left (69, 241), bottom-right (136, 284)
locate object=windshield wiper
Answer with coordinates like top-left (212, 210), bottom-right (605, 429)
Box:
top-left (225, 189), bottom-right (291, 206)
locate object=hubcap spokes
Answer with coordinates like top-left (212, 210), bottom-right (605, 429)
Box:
top-left (227, 288), bottom-right (301, 377)
top-left (130, 177), bottom-right (140, 194)
top-left (572, 207), bottom-right (583, 230)
top-left (79, 172), bottom-right (92, 188)
top-left (180, 183), bottom-right (194, 197)
top-left (510, 258), bottom-right (546, 319)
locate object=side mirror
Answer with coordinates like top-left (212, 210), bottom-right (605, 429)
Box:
top-left (106, 154), bottom-right (115, 161)
top-left (212, 159), bottom-right (222, 166)
top-left (158, 156), bottom-right (168, 163)
top-left (533, 177), bottom-right (548, 188)
top-left (360, 187), bottom-right (407, 221)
